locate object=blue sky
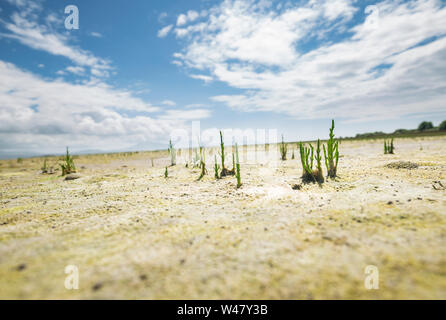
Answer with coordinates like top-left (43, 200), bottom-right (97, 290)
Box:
top-left (0, 0), bottom-right (445, 158)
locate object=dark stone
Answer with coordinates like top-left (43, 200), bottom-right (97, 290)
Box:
top-left (92, 282), bottom-right (103, 291)
top-left (16, 264), bottom-right (27, 271)
top-left (64, 174), bottom-right (81, 181)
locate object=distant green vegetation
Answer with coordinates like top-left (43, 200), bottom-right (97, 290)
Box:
top-left (350, 120), bottom-right (446, 140)
top-left (418, 121), bottom-right (434, 131)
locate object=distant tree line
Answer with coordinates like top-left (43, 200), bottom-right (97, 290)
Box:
top-left (353, 120), bottom-right (446, 139)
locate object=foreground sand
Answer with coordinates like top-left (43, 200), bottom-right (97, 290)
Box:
top-left (0, 137), bottom-right (445, 299)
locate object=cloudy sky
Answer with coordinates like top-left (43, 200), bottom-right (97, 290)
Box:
top-left (0, 0), bottom-right (445, 158)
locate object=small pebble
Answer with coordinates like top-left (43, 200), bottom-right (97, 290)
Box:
top-left (16, 264), bottom-right (27, 271)
top-left (92, 282), bottom-right (103, 291)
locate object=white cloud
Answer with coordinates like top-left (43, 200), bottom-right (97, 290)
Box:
top-left (190, 74), bottom-right (213, 83)
top-left (171, 0), bottom-right (446, 121)
top-left (172, 60), bottom-right (183, 67)
top-left (1, 2), bottom-right (111, 77)
top-left (44, 13), bottom-right (60, 26)
top-left (0, 61), bottom-right (209, 155)
top-left (159, 108), bottom-right (211, 120)
top-left (321, 0), bottom-right (357, 21)
top-left (176, 10), bottom-right (200, 26)
top-left (177, 14), bottom-right (188, 26)
top-left (157, 24), bottom-right (173, 38)
top-left (187, 10), bottom-right (199, 22)
top-left (174, 28), bottom-right (189, 38)
top-left (161, 100), bottom-right (176, 106)
top-left (66, 66), bottom-right (85, 75)
top-left (0, 1), bottom-right (212, 156)
top-left (89, 32), bottom-right (103, 38)
top-left (5, 0), bottom-right (40, 17)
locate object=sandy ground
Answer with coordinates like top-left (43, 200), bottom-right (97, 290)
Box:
top-left (0, 137), bottom-right (445, 299)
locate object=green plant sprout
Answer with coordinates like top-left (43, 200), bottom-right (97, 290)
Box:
top-left (60, 147), bottom-right (76, 176)
top-left (193, 147), bottom-right (200, 168)
top-left (198, 141), bottom-right (207, 180)
top-left (219, 130), bottom-right (233, 176)
top-left (314, 139), bottom-right (324, 183)
top-left (226, 147), bottom-right (236, 176)
top-left (323, 120), bottom-right (339, 178)
top-left (214, 155), bottom-right (220, 179)
top-left (164, 166), bottom-right (168, 178)
top-left (299, 140), bottom-right (324, 183)
top-left (168, 139), bottom-right (176, 166)
top-left (235, 143), bottom-right (241, 188)
top-left (41, 159), bottom-right (54, 174)
top-left (280, 134), bottom-right (287, 160)
top-left (299, 141), bottom-right (314, 182)
top-left (384, 139), bottom-right (395, 154)
top-left (220, 131), bottom-right (225, 169)
top-left (41, 159), bottom-right (48, 174)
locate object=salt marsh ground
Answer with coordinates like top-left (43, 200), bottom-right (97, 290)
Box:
top-left (0, 136), bottom-right (445, 299)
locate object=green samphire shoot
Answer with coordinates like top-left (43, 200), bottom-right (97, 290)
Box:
top-left (235, 143), bottom-right (241, 188)
top-left (60, 147), bottom-right (76, 176)
top-left (280, 134), bottom-right (288, 161)
top-left (323, 120), bottom-right (339, 178)
top-left (168, 139), bottom-right (176, 166)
